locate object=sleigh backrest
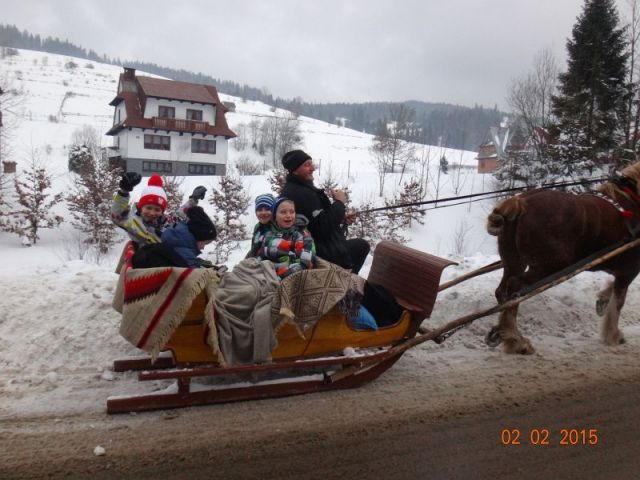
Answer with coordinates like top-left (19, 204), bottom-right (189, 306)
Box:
top-left (368, 241), bottom-right (456, 318)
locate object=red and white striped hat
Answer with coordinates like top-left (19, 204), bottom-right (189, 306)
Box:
top-left (138, 175), bottom-right (168, 212)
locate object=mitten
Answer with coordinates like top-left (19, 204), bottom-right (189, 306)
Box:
top-left (119, 172), bottom-right (142, 192)
top-left (190, 185), bottom-right (207, 200)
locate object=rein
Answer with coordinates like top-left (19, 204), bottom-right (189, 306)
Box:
top-left (354, 176), bottom-right (608, 216)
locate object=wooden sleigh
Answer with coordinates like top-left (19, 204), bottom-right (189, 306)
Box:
top-left (107, 231), bottom-right (640, 414)
top-left (107, 241), bottom-right (456, 413)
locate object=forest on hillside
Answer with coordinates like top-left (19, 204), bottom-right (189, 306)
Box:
top-left (0, 23), bottom-right (504, 151)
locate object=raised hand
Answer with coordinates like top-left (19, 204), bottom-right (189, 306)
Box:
top-left (190, 185), bottom-right (207, 200)
top-left (119, 172), bottom-right (142, 192)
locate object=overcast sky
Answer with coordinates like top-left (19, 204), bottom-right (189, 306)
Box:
top-left (0, 0), bottom-right (630, 110)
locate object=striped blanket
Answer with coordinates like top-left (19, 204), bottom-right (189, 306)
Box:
top-left (113, 243), bottom-right (220, 360)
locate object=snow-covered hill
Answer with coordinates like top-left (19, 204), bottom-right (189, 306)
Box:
top-left (1, 47), bottom-right (493, 261)
top-left (1, 48), bottom-right (638, 421)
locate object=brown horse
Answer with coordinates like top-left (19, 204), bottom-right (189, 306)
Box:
top-left (486, 162), bottom-right (640, 354)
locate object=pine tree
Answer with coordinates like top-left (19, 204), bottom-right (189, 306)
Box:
top-left (551, 0), bottom-right (629, 171)
top-left (208, 175), bottom-right (250, 263)
top-left (68, 144), bottom-right (92, 174)
top-left (7, 156), bottom-right (63, 245)
top-left (66, 151), bottom-right (121, 254)
top-left (398, 180), bottom-right (426, 228)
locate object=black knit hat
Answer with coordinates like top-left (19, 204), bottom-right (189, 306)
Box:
top-left (281, 149), bottom-right (311, 173)
top-left (187, 206), bottom-right (217, 241)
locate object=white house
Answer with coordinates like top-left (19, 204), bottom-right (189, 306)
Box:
top-left (106, 67), bottom-right (236, 176)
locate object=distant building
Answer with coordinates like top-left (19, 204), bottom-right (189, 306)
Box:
top-left (476, 140), bottom-right (499, 174)
top-left (106, 67), bottom-right (236, 176)
top-left (476, 120), bottom-right (550, 174)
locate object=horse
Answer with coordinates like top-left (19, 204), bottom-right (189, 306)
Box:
top-left (485, 162), bottom-right (640, 354)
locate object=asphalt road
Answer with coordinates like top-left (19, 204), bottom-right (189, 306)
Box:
top-left (1, 372), bottom-right (638, 480)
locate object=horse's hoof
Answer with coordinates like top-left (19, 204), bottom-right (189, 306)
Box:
top-left (604, 332), bottom-right (626, 346)
top-left (485, 327), bottom-right (502, 347)
top-left (595, 298), bottom-right (609, 316)
top-left (503, 338), bottom-right (535, 355)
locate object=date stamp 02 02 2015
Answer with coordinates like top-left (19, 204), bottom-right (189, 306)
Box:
top-left (501, 428), bottom-right (599, 446)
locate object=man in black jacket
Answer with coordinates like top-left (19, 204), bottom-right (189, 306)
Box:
top-left (281, 149), bottom-right (370, 273)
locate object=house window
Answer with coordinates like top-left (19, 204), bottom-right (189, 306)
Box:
top-left (142, 161), bottom-right (172, 173)
top-left (188, 163), bottom-right (216, 175)
top-left (186, 109), bottom-right (203, 121)
top-left (191, 138), bottom-right (216, 154)
top-left (158, 106), bottom-right (175, 118)
top-left (144, 134), bottom-right (171, 150)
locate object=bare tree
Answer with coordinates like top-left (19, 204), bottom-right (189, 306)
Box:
top-left (507, 48), bottom-right (558, 159)
top-left (261, 114), bottom-right (303, 167)
top-left (0, 73), bottom-right (25, 170)
top-left (450, 151), bottom-right (470, 195)
top-left (370, 123), bottom-right (393, 197)
top-left (503, 48), bottom-right (561, 187)
top-left (232, 122), bottom-right (249, 151)
top-left (247, 119), bottom-right (262, 150)
top-left (451, 219), bottom-right (473, 257)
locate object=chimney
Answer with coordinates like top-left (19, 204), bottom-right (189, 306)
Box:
top-left (123, 67), bottom-right (136, 80)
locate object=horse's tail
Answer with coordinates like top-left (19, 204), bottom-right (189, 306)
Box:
top-left (487, 196), bottom-right (526, 236)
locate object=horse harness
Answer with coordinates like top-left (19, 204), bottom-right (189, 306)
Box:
top-left (591, 173), bottom-right (640, 239)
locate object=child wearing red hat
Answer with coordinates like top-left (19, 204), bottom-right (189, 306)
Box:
top-left (111, 172), bottom-right (206, 247)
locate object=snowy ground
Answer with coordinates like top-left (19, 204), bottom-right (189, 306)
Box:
top-left (1, 49), bottom-right (639, 421)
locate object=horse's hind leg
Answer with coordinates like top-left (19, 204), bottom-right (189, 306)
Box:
top-left (596, 280), bottom-right (613, 317)
top-left (601, 277), bottom-right (629, 346)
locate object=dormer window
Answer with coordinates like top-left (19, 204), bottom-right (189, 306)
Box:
top-left (158, 106), bottom-right (175, 118)
top-left (187, 109), bottom-right (203, 121)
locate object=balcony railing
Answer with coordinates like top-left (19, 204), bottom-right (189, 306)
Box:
top-left (152, 117), bottom-right (208, 132)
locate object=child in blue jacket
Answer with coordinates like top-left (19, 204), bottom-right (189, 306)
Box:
top-left (249, 193), bottom-right (275, 257)
top-left (161, 206), bottom-right (217, 268)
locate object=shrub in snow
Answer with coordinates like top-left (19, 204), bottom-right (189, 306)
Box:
top-left (235, 155), bottom-right (262, 176)
top-left (66, 152), bottom-right (121, 255)
top-left (162, 176), bottom-right (185, 214)
top-left (267, 168), bottom-right (287, 196)
top-left (208, 175), bottom-right (250, 263)
top-left (4, 154), bottom-right (63, 245)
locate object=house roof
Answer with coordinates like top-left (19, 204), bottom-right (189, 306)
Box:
top-left (137, 76), bottom-right (218, 105)
top-left (106, 71), bottom-right (236, 139)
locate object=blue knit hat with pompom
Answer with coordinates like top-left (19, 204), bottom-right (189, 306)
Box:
top-left (255, 193), bottom-right (275, 211)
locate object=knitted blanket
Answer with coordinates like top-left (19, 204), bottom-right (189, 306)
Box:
top-left (271, 257), bottom-right (352, 333)
top-left (114, 247), bottom-right (220, 360)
